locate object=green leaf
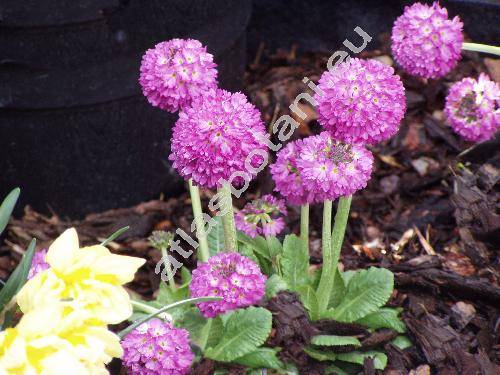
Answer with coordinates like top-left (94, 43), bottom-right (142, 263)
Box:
top-left (329, 270), bottom-right (346, 308)
top-left (0, 238), bottom-right (36, 315)
top-left (238, 232), bottom-right (272, 261)
top-left (391, 335), bottom-right (413, 350)
top-left (280, 234), bottom-right (309, 290)
top-left (325, 364), bottom-right (349, 375)
top-left (297, 285), bottom-right (319, 320)
top-left (100, 226), bottom-right (129, 246)
top-left (265, 274), bottom-right (288, 299)
top-left (205, 307), bottom-right (272, 362)
top-left (323, 267), bottom-right (394, 322)
top-left (336, 351), bottom-right (387, 370)
top-left (356, 308), bottom-right (406, 333)
top-left (208, 217), bottom-right (225, 255)
top-left (303, 347), bottom-right (337, 362)
top-left (234, 347), bottom-right (284, 369)
top-left (266, 236), bottom-right (282, 258)
top-left (180, 267), bottom-right (192, 286)
top-left (311, 335), bottom-right (361, 347)
top-left (156, 281), bottom-right (188, 305)
top-left (0, 188), bottom-right (20, 236)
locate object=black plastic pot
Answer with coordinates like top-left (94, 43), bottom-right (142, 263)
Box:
top-left (248, 0), bottom-right (500, 55)
top-left (0, 0), bottom-right (251, 218)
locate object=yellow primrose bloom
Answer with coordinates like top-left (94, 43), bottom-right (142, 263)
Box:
top-left (16, 228), bottom-right (146, 324)
top-left (0, 303), bottom-right (122, 374)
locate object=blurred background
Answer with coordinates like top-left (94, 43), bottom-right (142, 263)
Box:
top-left (1, 0), bottom-right (498, 218)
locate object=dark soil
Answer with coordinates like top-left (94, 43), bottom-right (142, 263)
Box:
top-left (1, 34), bottom-right (498, 374)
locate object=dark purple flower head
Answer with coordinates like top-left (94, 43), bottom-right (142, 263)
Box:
top-left (139, 38), bottom-right (218, 112)
top-left (28, 249), bottom-right (49, 279)
top-left (235, 195), bottom-right (287, 238)
top-left (445, 73), bottom-right (499, 142)
top-left (121, 319), bottom-right (194, 375)
top-left (169, 89), bottom-right (268, 189)
top-left (315, 58), bottom-right (406, 145)
top-left (190, 252), bottom-right (266, 318)
top-left (391, 2), bottom-right (463, 78)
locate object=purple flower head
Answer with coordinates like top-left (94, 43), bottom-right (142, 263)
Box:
top-left (445, 74), bottom-right (499, 142)
top-left (121, 319), bottom-right (194, 375)
top-left (235, 195), bottom-right (287, 238)
top-left (391, 2), bottom-right (463, 79)
top-left (28, 249), bottom-right (49, 279)
top-left (315, 58), bottom-right (406, 145)
top-left (189, 252), bottom-right (266, 318)
top-left (297, 133), bottom-right (374, 202)
top-left (139, 38), bottom-right (218, 112)
top-left (169, 89), bottom-right (268, 189)
top-left (270, 140), bottom-right (317, 206)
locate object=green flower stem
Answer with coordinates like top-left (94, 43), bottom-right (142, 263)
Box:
top-left (462, 42), bottom-right (500, 56)
top-left (300, 204), bottom-right (310, 255)
top-left (161, 247), bottom-right (176, 292)
top-left (131, 300), bottom-right (172, 321)
top-left (329, 195), bottom-right (352, 294)
top-left (218, 182), bottom-right (238, 251)
top-left (189, 179), bottom-right (210, 262)
top-left (198, 318), bottom-right (213, 351)
top-left (316, 200), bottom-right (333, 314)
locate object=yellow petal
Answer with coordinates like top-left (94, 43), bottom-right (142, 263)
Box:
top-left (46, 228), bottom-right (80, 272)
top-left (16, 271), bottom-right (66, 314)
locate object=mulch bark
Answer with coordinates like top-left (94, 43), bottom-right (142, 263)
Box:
top-left (1, 34), bottom-right (498, 374)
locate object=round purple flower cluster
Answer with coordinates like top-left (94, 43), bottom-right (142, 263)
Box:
top-left (28, 249), bottom-right (49, 279)
top-left (121, 319), bottom-right (194, 375)
top-left (235, 195), bottom-right (287, 238)
top-left (271, 133), bottom-right (374, 204)
top-left (269, 141), bottom-right (316, 206)
top-left (169, 88), bottom-right (268, 189)
top-left (445, 73), bottom-right (499, 142)
top-left (315, 58), bottom-right (406, 145)
top-left (190, 252), bottom-right (266, 318)
top-left (391, 2), bottom-right (463, 79)
top-left (139, 38), bottom-right (218, 112)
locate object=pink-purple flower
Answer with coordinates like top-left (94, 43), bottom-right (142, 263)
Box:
top-left (270, 140), bottom-right (317, 206)
top-left (391, 2), bottom-right (463, 79)
top-left (121, 319), bottom-right (194, 375)
top-left (315, 58), bottom-right (406, 145)
top-left (189, 252), bottom-right (266, 318)
top-left (235, 195), bottom-right (287, 238)
top-left (169, 88), bottom-right (268, 189)
top-left (139, 38), bottom-right (218, 113)
top-left (445, 73), bottom-right (499, 142)
top-left (28, 249), bottom-right (49, 279)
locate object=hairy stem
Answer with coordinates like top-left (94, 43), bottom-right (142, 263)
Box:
top-left (316, 200), bottom-right (333, 314)
top-left (161, 247), bottom-right (176, 292)
top-left (189, 179), bottom-right (210, 262)
top-left (300, 204), bottom-right (310, 255)
top-left (329, 196), bottom-right (352, 294)
top-left (462, 42), bottom-right (500, 56)
top-left (218, 182), bottom-right (238, 251)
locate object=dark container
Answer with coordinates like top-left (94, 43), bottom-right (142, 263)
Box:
top-left (0, 0), bottom-right (251, 218)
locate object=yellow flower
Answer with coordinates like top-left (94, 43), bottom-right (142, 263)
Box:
top-left (0, 303), bottom-right (122, 374)
top-left (16, 228), bottom-right (146, 324)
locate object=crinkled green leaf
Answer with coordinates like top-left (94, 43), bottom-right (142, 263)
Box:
top-left (266, 236), bottom-right (282, 258)
top-left (238, 232), bottom-right (271, 260)
top-left (297, 285), bottom-right (319, 320)
top-left (356, 308), bottom-right (406, 333)
top-left (336, 351), bottom-right (387, 370)
top-left (311, 335), bottom-right (361, 347)
top-left (323, 267), bottom-right (394, 322)
top-left (325, 364), bottom-right (349, 375)
top-left (265, 274), bottom-right (288, 299)
top-left (205, 307), bottom-right (272, 362)
top-left (391, 335), bottom-right (413, 350)
top-left (280, 234), bottom-right (309, 290)
top-left (329, 270), bottom-right (346, 308)
top-left (303, 347), bottom-right (337, 362)
top-left (0, 188), bottom-right (20, 236)
top-left (208, 216), bottom-right (225, 255)
top-left (0, 238), bottom-right (36, 315)
top-left (234, 347), bottom-right (284, 369)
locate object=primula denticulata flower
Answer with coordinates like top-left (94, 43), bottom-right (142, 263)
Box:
top-left (27, 249), bottom-right (49, 279)
top-left (315, 58), bottom-right (406, 145)
top-left (235, 195), bottom-right (287, 238)
top-left (121, 319), bottom-right (194, 375)
top-left (169, 88), bottom-right (268, 189)
top-left (445, 73), bottom-right (499, 142)
top-left (391, 2), bottom-right (463, 78)
top-left (0, 304), bottom-right (122, 374)
top-left (139, 38), bottom-right (218, 112)
top-left (16, 228), bottom-right (146, 324)
top-left (189, 252), bottom-right (266, 318)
